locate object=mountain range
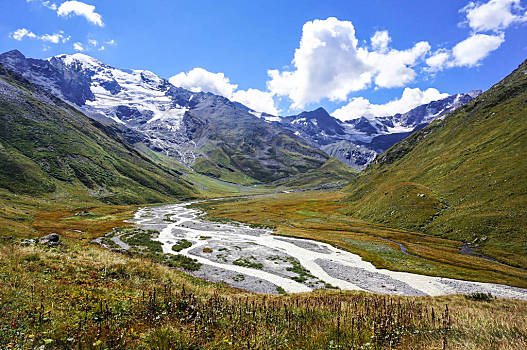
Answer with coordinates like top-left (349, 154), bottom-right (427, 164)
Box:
top-left (0, 50), bottom-right (329, 185)
top-left (0, 49), bottom-right (480, 177)
top-left (0, 62), bottom-right (198, 204)
top-left (272, 91), bottom-right (481, 169)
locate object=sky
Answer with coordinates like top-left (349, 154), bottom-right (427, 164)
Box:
top-left (1, 0), bottom-right (526, 119)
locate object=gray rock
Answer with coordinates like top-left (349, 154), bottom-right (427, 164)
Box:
top-left (39, 233), bottom-right (61, 247)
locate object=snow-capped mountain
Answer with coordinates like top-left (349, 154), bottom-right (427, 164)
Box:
top-left (273, 92), bottom-right (480, 169)
top-left (0, 49), bottom-right (480, 174)
top-left (0, 50), bottom-right (328, 183)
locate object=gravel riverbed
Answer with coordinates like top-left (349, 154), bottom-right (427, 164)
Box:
top-left (121, 201), bottom-right (527, 299)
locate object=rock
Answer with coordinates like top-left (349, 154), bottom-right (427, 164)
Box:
top-left (39, 233), bottom-right (61, 247)
top-left (110, 248), bottom-right (132, 256)
top-left (20, 238), bottom-right (37, 246)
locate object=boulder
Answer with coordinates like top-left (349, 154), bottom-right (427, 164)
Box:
top-left (39, 233), bottom-right (61, 247)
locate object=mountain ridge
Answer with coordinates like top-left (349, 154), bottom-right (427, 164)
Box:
top-left (275, 91), bottom-right (480, 170)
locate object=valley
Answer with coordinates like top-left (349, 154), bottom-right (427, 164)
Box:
top-left (94, 198), bottom-right (527, 298)
top-left (1, 47), bottom-right (526, 349)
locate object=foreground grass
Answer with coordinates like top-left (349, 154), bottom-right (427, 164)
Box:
top-left (190, 191), bottom-right (527, 288)
top-left (1, 241), bottom-right (526, 349)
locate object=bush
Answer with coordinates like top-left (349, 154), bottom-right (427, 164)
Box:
top-left (465, 292), bottom-right (494, 302)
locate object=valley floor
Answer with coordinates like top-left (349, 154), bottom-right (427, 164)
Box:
top-left (104, 200), bottom-right (527, 299)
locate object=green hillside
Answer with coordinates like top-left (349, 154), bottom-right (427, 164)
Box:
top-left (0, 64), bottom-right (198, 204)
top-left (270, 157), bottom-right (357, 189)
top-left (343, 59), bottom-right (527, 268)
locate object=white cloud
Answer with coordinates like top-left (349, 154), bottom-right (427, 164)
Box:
top-left (98, 45), bottom-right (105, 51)
top-left (266, 17), bottom-right (431, 109)
top-left (169, 68), bottom-right (238, 97)
top-left (169, 68), bottom-right (278, 114)
top-left (9, 28), bottom-right (69, 45)
top-left (41, 1), bottom-right (57, 10)
top-left (332, 87), bottom-right (449, 121)
top-left (232, 89), bottom-right (278, 115)
top-left (9, 28), bottom-right (37, 41)
top-left (40, 33), bottom-right (62, 44)
top-left (426, 51), bottom-right (451, 71)
top-left (26, 0), bottom-right (57, 10)
top-left (461, 0), bottom-right (527, 32)
top-left (57, 1), bottom-right (104, 27)
top-left (451, 33), bottom-right (505, 67)
top-left (73, 42), bottom-right (85, 51)
top-left (371, 30), bottom-right (391, 53)
top-left (425, 0), bottom-right (512, 72)
top-left (105, 39), bottom-right (116, 45)
top-left (88, 39), bottom-right (98, 46)
top-left (367, 41), bottom-right (430, 88)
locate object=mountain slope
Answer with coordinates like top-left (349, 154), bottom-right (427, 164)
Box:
top-left (0, 50), bottom-right (330, 185)
top-left (342, 59), bottom-right (527, 268)
top-left (274, 93), bottom-right (479, 170)
top-left (0, 63), bottom-right (198, 204)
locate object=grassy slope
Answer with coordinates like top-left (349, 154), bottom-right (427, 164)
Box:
top-left (0, 64), bottom-right (198, 204)
top-left (270, 157), bottom-right (358, 189)
top-left (187, 95), bottom-right (331, 184)
top-left (343, 59), bottom-right (527, 268)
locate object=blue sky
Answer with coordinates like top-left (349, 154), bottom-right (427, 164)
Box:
top-left (1, 0), bottom-right (526, 118)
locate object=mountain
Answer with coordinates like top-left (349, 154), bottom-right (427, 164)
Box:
top-left (0, 62), bottom-right (198, 204)
top-left (342, 59), bottom-right (527, 268)
top-left (273, 92), bottom-right (480, 170)
top-left (0, 50), bottom-right (330, 185)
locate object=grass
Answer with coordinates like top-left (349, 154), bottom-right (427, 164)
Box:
top-left (171, 239), bottom-right (193, 252)
top-left (0, 186), bottom-right (525, 349)
top-left (190, 191), bottom-right (527, 288)
top-left (1, 240), bottom-right (526, 349)
top-left (233, 256), bottom-right (264, 269)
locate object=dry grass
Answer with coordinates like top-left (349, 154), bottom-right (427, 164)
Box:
top-left (1, 241), bottom-right (526, 349)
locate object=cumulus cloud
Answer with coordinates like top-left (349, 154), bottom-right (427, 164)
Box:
top-left (367, 41), bottom-right (430, 88)
top-left (9, 28), bottom-right (37, 41)
top-left (232, 89), bottom-right (278, 115)
top-left (451, 33), bottom-right (505, 67)
top-left (426, 0), bottom-right (514, 72)
top-left (73, 42), bottom-right (85, 51)
top-left (371, 30), bottom-right (391, 53)
top-left (9, 28), bottom-right (69, 45)
top-left (57, 1), bottom-right (104, 27)
top-left (461, 0), bottom-right (527, 32)
top-left (169, 68), bottom-right (238, 97)
top-left (266, 17), bottom-right (431, 109)
top-left (169, 68), bottom-right (278, 114)
top-left (332, 87), bottom-right (449, 121)
top-left (40, 33), bottom-right (62, 44)
top-left (26, 0), bottom-right (57, 10)
top-left (426, 51), bottom-right (451, 71)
